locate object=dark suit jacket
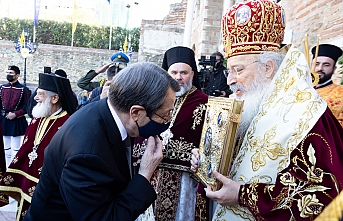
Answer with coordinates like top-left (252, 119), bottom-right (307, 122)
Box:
top-left (24, 98), bottom-right (156, 221)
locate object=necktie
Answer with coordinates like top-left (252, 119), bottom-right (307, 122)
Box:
top-left (123, 136), bottom-right (132, 177)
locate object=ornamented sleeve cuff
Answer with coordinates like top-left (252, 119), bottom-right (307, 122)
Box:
top-left (238, 183), bottom-right (262, 219)
top-left (238, 184), bottom-right (248, 207)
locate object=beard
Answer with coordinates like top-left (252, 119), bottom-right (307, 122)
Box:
top-left (32, 96), bottom-right (52, 118)
top-left (231, 73), bottom-right (272, 139)
top-left (176, 77), bottom-right (193, 97)
top-left (317, 70), bottom-right (334, 84)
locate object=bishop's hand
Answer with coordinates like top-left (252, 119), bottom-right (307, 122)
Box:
top-left (204, 171), bottom-right (240, 206)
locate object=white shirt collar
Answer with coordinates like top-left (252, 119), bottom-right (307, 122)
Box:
top-left (107, 99), bottom-right (128, 141)
top-left (316, 79), bottom-right (332, 88)
top-left (51, 107), bottom-right (63, 116)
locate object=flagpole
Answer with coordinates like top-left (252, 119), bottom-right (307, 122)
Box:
top-left (33, 26), bottom-right (36, 43)
top-left (109, 0), bottom-right (113, 50)
top-left (72, 3), bottom-right (74, 47)
top-left (71, 0), bottom-right (77, 46)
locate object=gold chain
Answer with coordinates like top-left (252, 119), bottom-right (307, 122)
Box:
top-left (33, 112), bottom-right (62, 147)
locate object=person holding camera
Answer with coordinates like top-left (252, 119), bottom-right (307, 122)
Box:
top-left (205, 51), bottom-right (232, 97)
top-left (77, 51), bottom-right (129, 109)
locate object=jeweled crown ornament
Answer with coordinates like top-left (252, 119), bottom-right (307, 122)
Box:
top-left (222, 0), bottom-right (286, 58)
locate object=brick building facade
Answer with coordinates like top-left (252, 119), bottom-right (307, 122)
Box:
top-left (140, 0), bottom-right (343, 61)
top-left (279, 0), bottom-right (343, 48)
top-left (138, 1), bottom-right (188, 64)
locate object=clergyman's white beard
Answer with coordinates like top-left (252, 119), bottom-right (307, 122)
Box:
top-left (176, 78), bottom-right (193, 97)
top-left (32, 97), bottom-right (52, 118)
top-left (233, 78), bottom-right (271, 139)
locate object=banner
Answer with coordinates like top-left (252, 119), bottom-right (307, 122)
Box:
top-left (33, 0), bottom-right (41, 26)
top-left (15, 38), bottom-right (21, 53)
top-left (128, 46), bottom-right (133, 59)
top-left (123, 37), bottom-right (128, 52)
top-left (19, 30), bottom-right (25, 46)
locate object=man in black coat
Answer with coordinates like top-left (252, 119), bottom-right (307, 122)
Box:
top-left (204, 52), bottom-right (232, 97)
top-left (24, 62), bottom-right (180, 221)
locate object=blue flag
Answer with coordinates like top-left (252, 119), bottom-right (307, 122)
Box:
top-left (128, 47), bottom-right (132, 59)
top-left (15, 38), bottom-right (21, 53)
top-left (34, 0), bottom-right (41, 26)
top-left (107, 0), bottom-right (110, 3)
top-left (27, 40), bottom-right (34, 53)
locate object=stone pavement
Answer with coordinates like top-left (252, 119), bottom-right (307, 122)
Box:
top-left (0, 198), bottom-right (17, 221)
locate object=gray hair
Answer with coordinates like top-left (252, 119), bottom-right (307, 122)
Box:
top-left (45, 90), bottom-right (60, 106)
top-left (256, 51), bottom-right (285, 77)
top-left (45, 90), bottom-right (57, 97)
top-left (109, 62), bottom-right (180, 117)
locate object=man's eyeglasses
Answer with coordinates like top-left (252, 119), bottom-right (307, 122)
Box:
top-left (223, 60), bottom-right (258, 78)
top-left (153, 110), bottom-right (173, 124)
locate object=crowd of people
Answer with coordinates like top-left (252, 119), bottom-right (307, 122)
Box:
top-left (0, 0), bottom-right (342, 220)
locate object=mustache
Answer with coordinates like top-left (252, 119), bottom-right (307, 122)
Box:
top-left (230, 84), bottom-right (247, 93)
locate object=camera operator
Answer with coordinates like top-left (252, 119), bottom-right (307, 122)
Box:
top-left (204, 52), bottom-right (232, 97)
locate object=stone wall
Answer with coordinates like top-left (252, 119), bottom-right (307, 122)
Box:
top-left (279, 0), bottom-right (343, 48)
top-left (0, 40), bottom-right (138, 94)
top-left (138, 0), bottom-right (225, 65)
top-left (138, 1), bottom-right (187, 65)
top-left (191, 0), bottom-right (225, 58)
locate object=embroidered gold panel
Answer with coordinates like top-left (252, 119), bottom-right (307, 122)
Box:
top-left (195, 97), bottom-right (243, 190)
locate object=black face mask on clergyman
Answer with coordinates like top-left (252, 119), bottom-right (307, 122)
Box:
top-left (6, 74), bottom-right (15, 82)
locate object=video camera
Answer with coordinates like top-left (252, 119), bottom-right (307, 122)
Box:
top-left (198, 55), bottom-right (216, 90)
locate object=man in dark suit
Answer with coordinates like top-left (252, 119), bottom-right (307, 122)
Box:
top-left (24, 62), bottom-right (180, 221)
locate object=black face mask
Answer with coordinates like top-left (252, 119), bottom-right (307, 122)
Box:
top-left (136, 119), bottom-right (170, 138)
top-left (6, 74), bottom-right (15, 82)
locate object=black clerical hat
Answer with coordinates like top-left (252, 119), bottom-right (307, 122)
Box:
top-left (311, 44), bottom-right (343, 63)
top-left (55, 69), bottom-right (67, 78)
top-left (162, 46), bottom-right (200, 89)
top-left (38, 73), bottom-right (78, 115)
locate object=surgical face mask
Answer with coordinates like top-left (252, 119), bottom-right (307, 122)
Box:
top-left (136, 119), bottom-right (170, 138)
top-left (6, 74), bottom-right (15, 82)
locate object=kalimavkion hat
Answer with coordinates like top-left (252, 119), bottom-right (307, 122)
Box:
top-left (311, 44), bottom-right (343, 63)
top-left (161, 46), bottom-right (200, 89)
top-left (54, 69), bottom-right (67, 78)
top-left (221, 0), bottom-right (286, 58)
top-left (38, 73), bottom-right (78, 115)
top-left (110, 51), bottom-right (130, 63)
top-left (8, 65), bottom-right (20, 74)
